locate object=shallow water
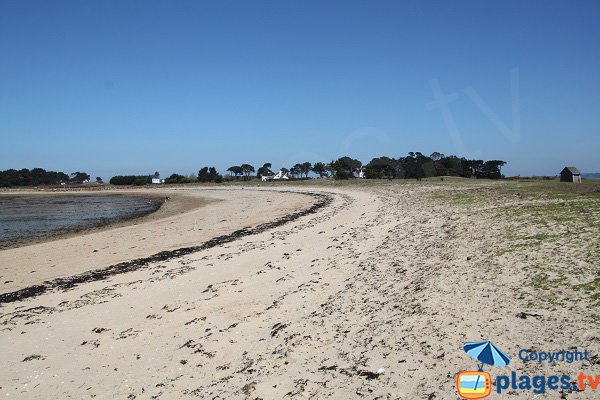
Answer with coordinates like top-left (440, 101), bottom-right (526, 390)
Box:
top-left (0, 195), bottom-right (162, 247)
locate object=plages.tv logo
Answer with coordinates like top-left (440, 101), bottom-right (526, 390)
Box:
top-left (456, 341), bottom-right (511, 399)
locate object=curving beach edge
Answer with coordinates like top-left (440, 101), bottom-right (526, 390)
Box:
top-left (0, 189), bottom-right (332, 304)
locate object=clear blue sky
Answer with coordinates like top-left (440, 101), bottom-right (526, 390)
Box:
top-left (1, 0), bottom-right (599, 179)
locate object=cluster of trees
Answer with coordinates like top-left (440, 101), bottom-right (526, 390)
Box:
top-left (289, 162), bottom-right (313, 178)
top-left (227, 152), bottom-right (506, 181)
top-left (109, 175), bottom-right (149, 185)
top-left (226, 158), bottom-right (354, 180)
top-left (198, 167), bottom-right (223, 183)
top-left (164, 174), bottom-right (197, 184)
top-left (164, 166), bottom-right (224, 184)
top-left (110, 167), bottom-right (223, 185)
top-left (256, 163), bottom-right (273, 178)
top-left (70, 171), bottom-right (92, 183)
top-left (226, 164), bottom-right (255, 180)
top-left (329, 157), bottom-right (363, 179)
top-left (0, 168), bottom-right (92, 187)
top-left (228, 162), bottom-right (326, 180)
top-left (363, 152), bottom-right (506, 180)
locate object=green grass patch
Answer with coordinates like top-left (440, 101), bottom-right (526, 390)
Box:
top-left (530, 272), bottom-right (564, 290)
top-left (573, 277), bottom-right (600, 305)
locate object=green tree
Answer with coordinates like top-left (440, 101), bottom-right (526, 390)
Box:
top-left (481, 160), bottom-right (506, 179)
top-left (289, 165), bottom-right (300, 178)
top-left (331, 156), bottom-right (361, 179)
top-left (312, 162), bottom-right (328, 178)
top-left (198, 166), bottom-right (222, 182)
top-left (430, 152), bottom-right (444, 161)
top-left (227, 166), bottom-right (243, 179)
top-left (208, 167), bottom-right (221, 182)
top-left (364, 156), bottom-right (397, 179)
top-left (165, 173), bottom-right (184, 184)
top-left (164, 173), bottom-right (196, 184)
top-left (257, 163), bottom-right (273, 178)
top-left (198, 167), bottom-right (210, 182)
top-left (70, 172), bottom-right (91, 183)
top-left (300, 162), bottom-right (312, 178)
top-left (109, 175), bottom-right (148, 185)
top-left (0, 168), bottom-right (87, 186)
top-left (325, 163), bottom-right (336, 177)
top-left (241, 164), bottom-right (255, 180)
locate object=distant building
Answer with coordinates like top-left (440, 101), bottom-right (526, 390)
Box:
top-left (262, 169), bottom-right (289, 181)
top-left (148, 172), bottom-right (164, 184)
top-left (559, 166), bottom-right (582, 183)
top-left (353, 167), bottom-right (365, 179)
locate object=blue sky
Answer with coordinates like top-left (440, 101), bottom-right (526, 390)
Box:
top-left (1, 0), bottom-right (599, 179)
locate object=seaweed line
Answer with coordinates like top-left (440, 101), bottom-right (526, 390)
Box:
top-left (0, 190), bottom-right (334, 305)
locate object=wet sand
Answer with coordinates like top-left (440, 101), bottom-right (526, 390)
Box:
top-left (0, 194), bottom-right (165, 250)
top-left (0, 187), bottom-right (313, 293)
top-left (0, 190), bottom-right (207, 250)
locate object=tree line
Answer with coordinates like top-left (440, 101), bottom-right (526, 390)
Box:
top-left (108, 175), bottom-right (149, 185)
top-left (109, 168), bottom-right (224, 185)
top-left (363, 152), bottom-right (506, 180)
top-left (1, 153), bottom-right (506, 187)
top-left (225, 152), bottom-right (506, 180)
top-left (0, 168), bottom-right (94, 187)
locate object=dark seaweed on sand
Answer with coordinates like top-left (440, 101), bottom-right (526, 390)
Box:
top-left (0, 191), bottom-right (333, 304)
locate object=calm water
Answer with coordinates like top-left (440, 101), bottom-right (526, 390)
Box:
top-left (0, 195), bottom-right (162, 247)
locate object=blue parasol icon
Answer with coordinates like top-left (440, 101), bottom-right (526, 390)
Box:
top-left (463, 341), bottom-right (511, 395)
top-left (464, 341), bottom-right (511, 370)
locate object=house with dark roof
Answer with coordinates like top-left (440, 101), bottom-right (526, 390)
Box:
top-left (559, 166), bottom-right (582, 183)
top-left (147, 172), bottom-right (164, 184)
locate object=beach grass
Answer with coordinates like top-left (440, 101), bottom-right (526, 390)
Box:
top-left (425, 178), bottom-right (600, 321)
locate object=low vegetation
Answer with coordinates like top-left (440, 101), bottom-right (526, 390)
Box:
top-left (429, 179), bottom-right (600, 321)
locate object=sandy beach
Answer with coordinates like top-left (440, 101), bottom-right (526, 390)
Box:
top-left (0, 182), bottom-right (598, 399)
top-left (0, 188), bottom-right (313, 292)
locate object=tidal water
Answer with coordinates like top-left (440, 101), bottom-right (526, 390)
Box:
top-left (0, 195), bottom-right (162, 247)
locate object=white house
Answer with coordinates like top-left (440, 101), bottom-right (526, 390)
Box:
top-left (148, 172), bottom-right (164, 184)
top-left (262, 169), bottom-right (290, 181)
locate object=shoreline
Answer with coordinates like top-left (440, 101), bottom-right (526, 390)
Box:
top-left (0, 190), bottom-right (332, 304)
top-left (0, 190), bottom-right (210, 250)
top-left (0, 187), bottom-right (316, 294)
